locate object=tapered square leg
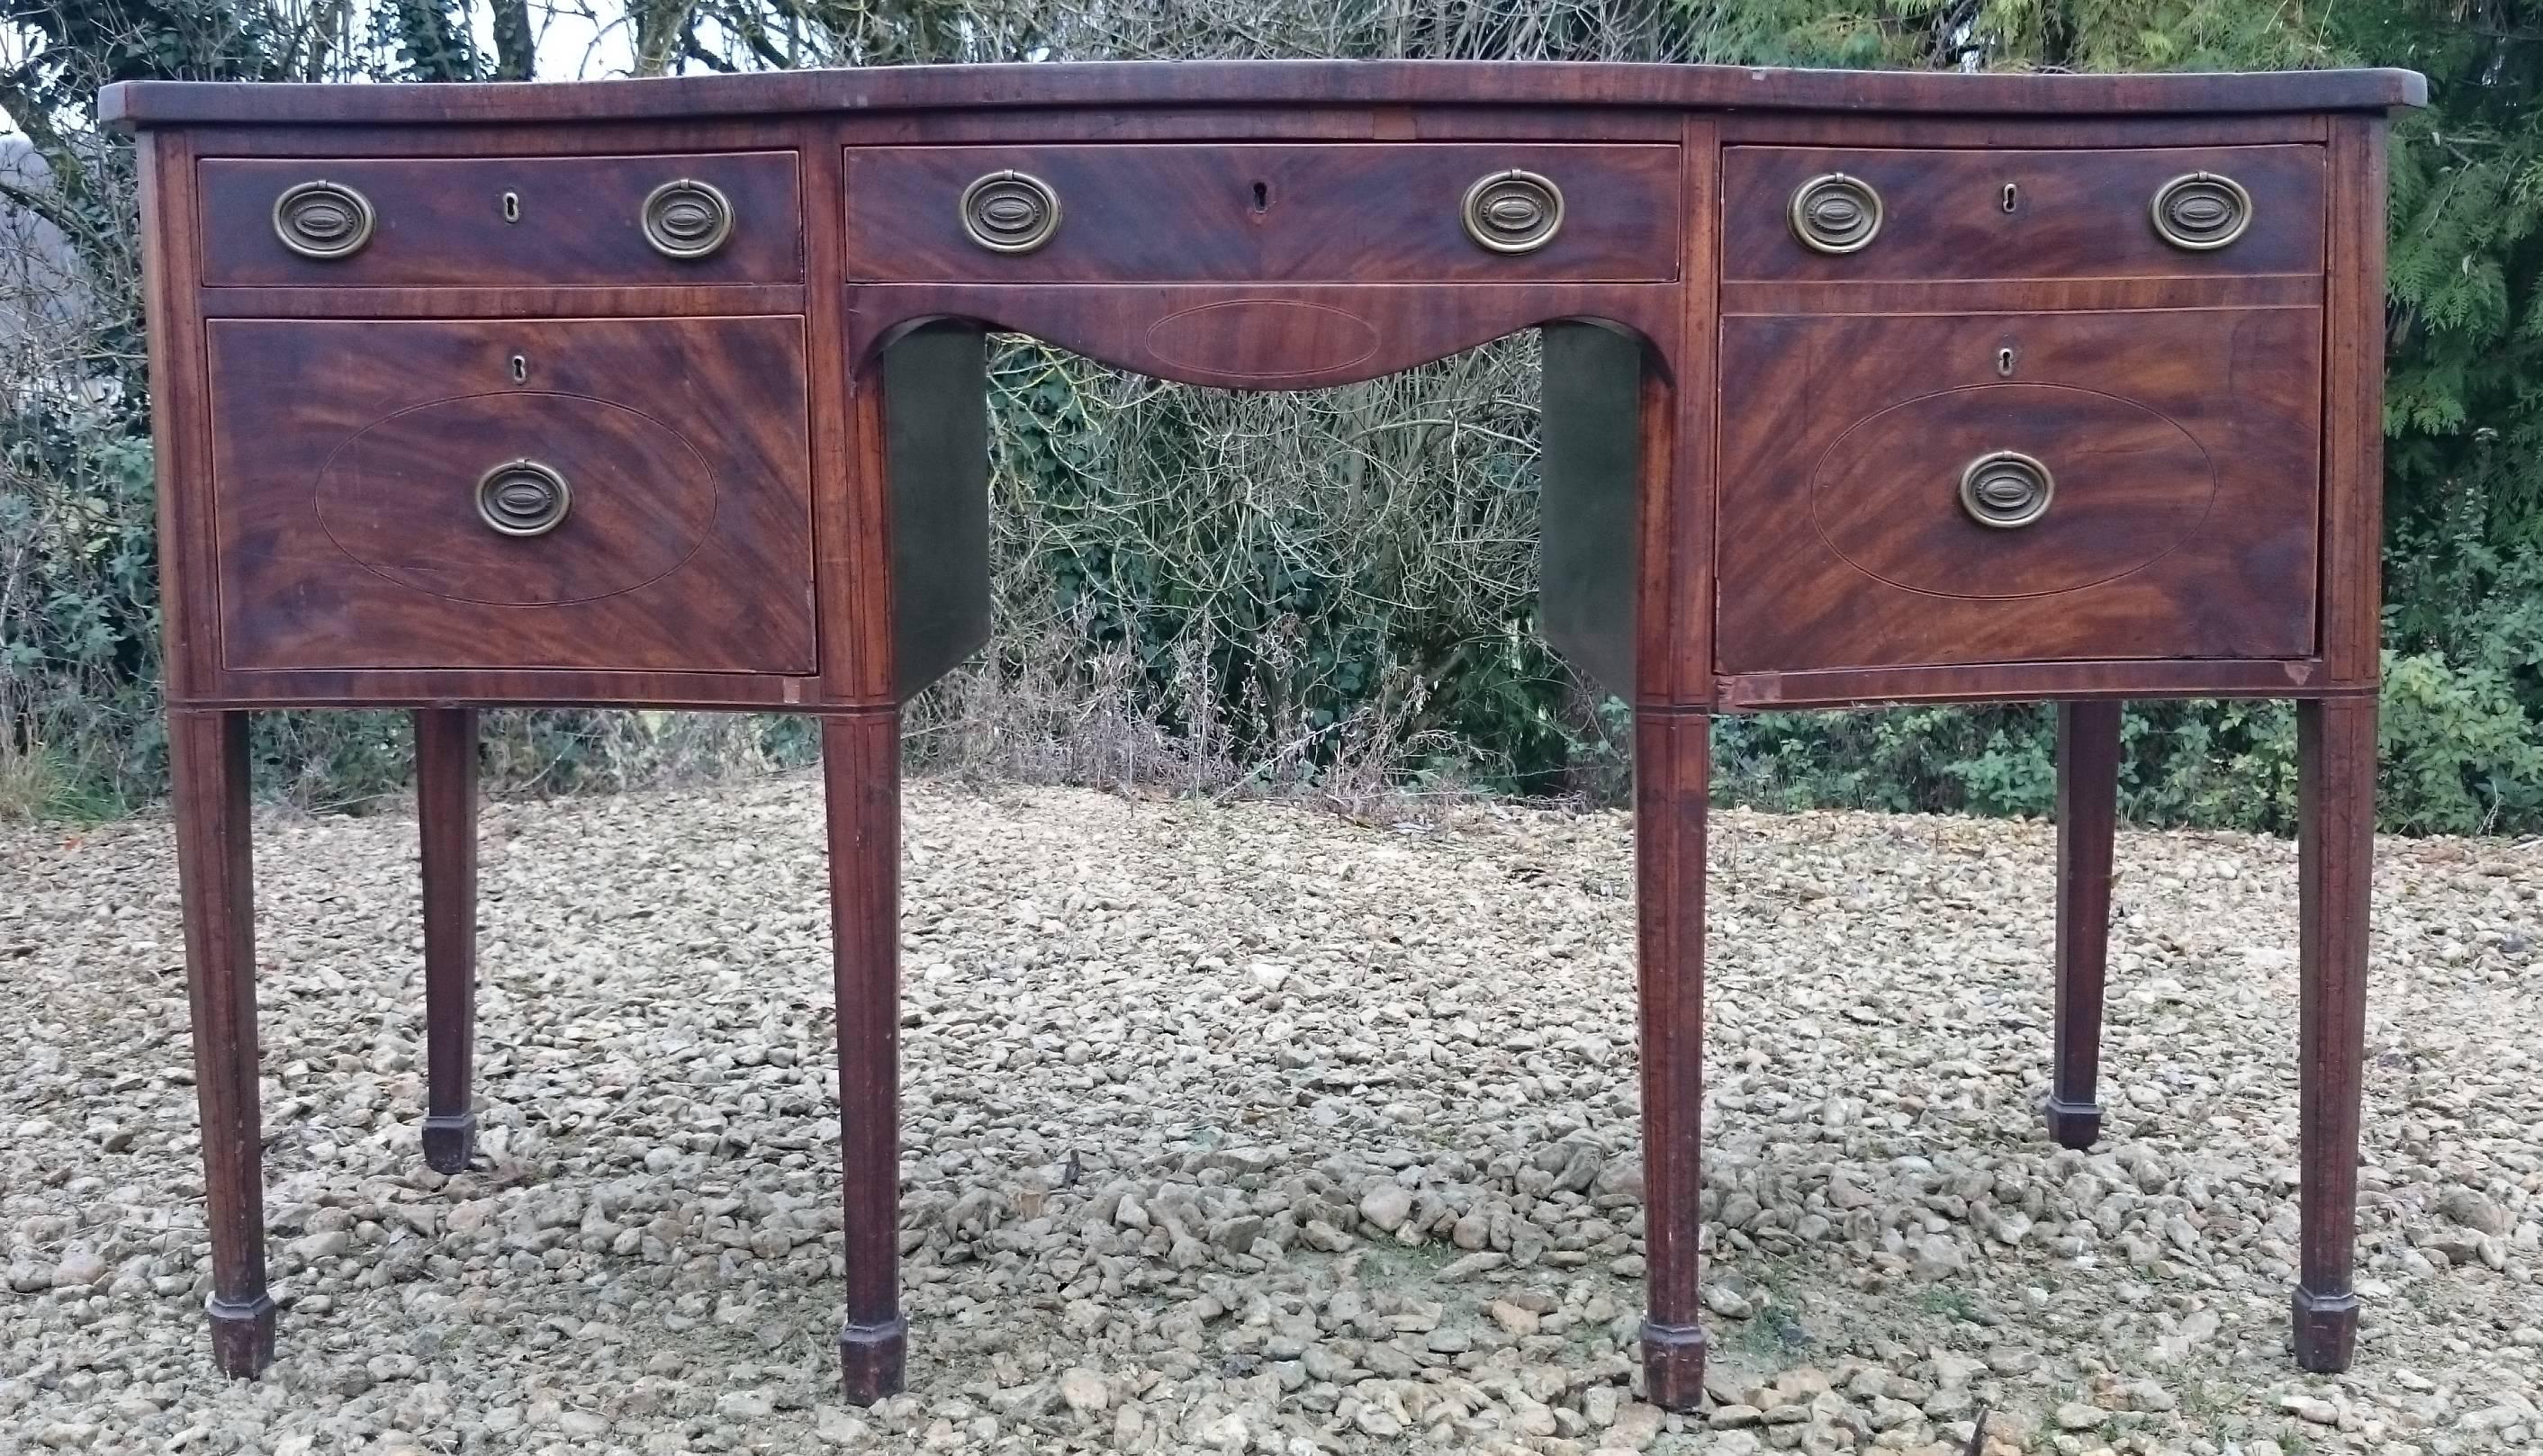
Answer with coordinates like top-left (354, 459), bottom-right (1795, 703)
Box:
top-left (2046, 700), bottom-right (2122, 1150)
top-left (415, 708), bottom-right (480, 1175)
top-left (825, 711), bottom-right (907, 1405)
top-left (2293, 697), bottom-right (2375, 1371)
top-left (1635, 709), bottom-right (1709, 1411)
top-left (169, 709), bottom-right (275, 1379)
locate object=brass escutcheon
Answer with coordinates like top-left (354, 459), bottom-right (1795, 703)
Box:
top-left (1462, 169), bottom-right (1565, 255)
top-left (476, 459), bottom-right (572, 537)
top-left (643, 178), bottom-right (734, 260)
top-left (2151, 171), bottom-right (2253, 250)
top-left (1959, 450), bottom-right (2054, 530)
top-left (1789, 172), bottom-right (1881, 255)
top-left (960, 171), bottom-right (1062, 254)
top-left (273, 180), bottom-right (375, 260)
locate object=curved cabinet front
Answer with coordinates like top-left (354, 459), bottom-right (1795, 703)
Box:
top-left (205, 316), bottom-right (816, 674)
top-left (1713, 307), bottom-right (2323, 674)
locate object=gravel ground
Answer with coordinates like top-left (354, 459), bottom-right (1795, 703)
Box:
top-left (3, 778), bottom-right (2539, 1456)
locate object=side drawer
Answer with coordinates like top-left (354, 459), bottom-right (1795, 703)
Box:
top-left (1714, 308), bottom-right (2322, 674)
top-left (205, 317), bottom-right (816, 674)
top-left (1722, 145), bottom-right (2325, 281)
top-left (198, 152), bottom-right (803, 286)
top-left (844, 143), bottom-right (1682, 283)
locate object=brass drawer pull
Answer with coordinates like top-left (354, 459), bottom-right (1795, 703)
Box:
top-left (643, 178), bottom-right (734, 260)
top-left (1789, 172), bottom-right (1881, 255)
top-left (273, 180), bottom-right (375, 260)
top-left (1960, 450), bottom-right (2054, 529)
top-left (1462, 168), bottom-right (1565, 254)
top-left (960, 171), bottom-right (1061, 254)
top-left (476, 460), bottom-right (571, 537)
top-left (2151, 171), bottom-right (2252, 250)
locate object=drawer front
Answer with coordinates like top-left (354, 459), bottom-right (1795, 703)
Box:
top-left (198, 153), bottom-right (802, 286)
top-left (206, 317), bottom-right (816, 674)
top-left (844, 144), bottom-right (1682, 283)
top-left (1715, 309), bottom-right (2322, 674)
top-left (1722, 146), bottom-right (2324, 281)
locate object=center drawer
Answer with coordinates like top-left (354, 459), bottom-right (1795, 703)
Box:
top-left (204, 316), bottom-right (816, 675)
top-left (1714, 308), bottom-right (2323, 675)
top-left (843, 143), bottom-right (1682, 283)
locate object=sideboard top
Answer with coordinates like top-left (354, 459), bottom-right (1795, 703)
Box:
top-left (101, 59), bottom-right (2425, 130)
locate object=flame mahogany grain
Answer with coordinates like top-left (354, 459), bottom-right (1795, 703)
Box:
top-left (117, 62), bottom-right (2413, 1407)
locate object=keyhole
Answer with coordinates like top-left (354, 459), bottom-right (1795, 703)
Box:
top-left (503, 191), bottom-right (520, 223)
top-left (1997, 346), bottom-right (2016, 378)
top-left (2002, 183), bottom-right (2018, 213)
top-left (510, 354), bottom-right (528, 384)
top-left (1251, 181), bottom-right (1268, 213)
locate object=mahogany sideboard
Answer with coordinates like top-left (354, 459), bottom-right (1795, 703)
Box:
top-left (102, 58), bottom-right (2426, 1407)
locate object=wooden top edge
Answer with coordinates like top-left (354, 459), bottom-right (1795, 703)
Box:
top-left (100, 60), bottom-right (2426, 130)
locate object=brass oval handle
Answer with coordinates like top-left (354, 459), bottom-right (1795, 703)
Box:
top-left (477, 460), bottom-right (572, 537)
top-left (1462, 169), bottom-right (1565, 255)
top-left (1960, 450), bottom-right (2054, 530)
top-left (273, 180), bottom-right (375, 260)
top-left (2151, 171), bottom-right (2253, 251)
top-left (643, 178), bottom-right (734, 260)
top-left (1789, 172), bottom-right (1881, 255)
top-left (960, 171), bottom-right (1061, 254)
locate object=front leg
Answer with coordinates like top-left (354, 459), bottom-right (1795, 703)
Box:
top-left (2293, 696), bottom-right (2376, 1371)
top-left (1636, 708), bottom-right (1709, 1411)
top-left (2046, 700), bottom-right (2121, 1150)
top-left (416, 708), bottom-right (480, 1174)
top-left (169, 709), bottom-right (275, 1376)
top-left (825, 710), bottom-right (907, 1403)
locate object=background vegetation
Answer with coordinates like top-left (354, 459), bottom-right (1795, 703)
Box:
top-left (4, 0), bottom-right (2538, 832)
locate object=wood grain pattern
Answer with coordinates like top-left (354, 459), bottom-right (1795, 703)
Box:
top-left (168, 709), bottom-right (275, 1377)
top-left (415, 708), bottom-right (479, 1175)
top-left (2294, 695), bottom-right (2375, 1372)
top-left (204, 316), bottom-right (816, 674)
top-left (1635, 707), bottom-right (1709, 1411)
top-left (1715, 308), bottom-right (2323, 673)
top-left (844, 143), bottom-right (1680, 283)
top-left (199, 152), bottom-right (802, 287)
top-left (825, 710), bottom-right (907, 1404)
top-left (1721, 274), bottom-right (2320, 317)
top-left (2321, 116), bottom-right (2389, 686)
top-left (1721, 658), bottom-right (2343, 709)
top-left (846, 283), bottom-right (1680, 392)
top-left (1723, 145), bottom-right (2325, 282)
top-left (100, 60), bottom-right (2427, 130)
top-left (2046, 700), bottom-right (2121, 1151)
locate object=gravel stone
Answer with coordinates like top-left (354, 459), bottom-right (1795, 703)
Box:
top-left (2, 783), bottom-right (2537, 1454)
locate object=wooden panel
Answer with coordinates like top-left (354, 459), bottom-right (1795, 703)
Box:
top-left (198, 152), bottom-right (802, 286)
top-left (98, 61), bottom-right (2429, 131)
top-left (205, 316), bottom-right (816, 674)
top-left (884, 323), bottom-right (992, 700)
top-left (1723, 145), bottom-right (2324, 281)
top-left (1721, 658), bottom-right (2340, 709)
top-left (2321, 115), bottom-right (2389, 686)
top-left (844, 144), bottom-right (1680, 283)
top-left (1715, 308), bottom-right (2323, 674)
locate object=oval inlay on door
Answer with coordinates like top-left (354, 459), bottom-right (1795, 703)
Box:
top-left (314, 391), bottom-right (718, 607)
top-left (1808, 382), bottom-right (2217, 600)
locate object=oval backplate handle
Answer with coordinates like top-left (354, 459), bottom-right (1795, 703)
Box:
top-left (476, 459), bottom-right (573, 537)
top-left (2151, 171), bottom-right (2253, 251)
top-left (1462, 169), bottom-right (1565, 255)
top-left (273, 180), bottom-right (376, 260)
top-left (960, 171), bottom-right (1062, 254)
top-left (1959, 450), bottom-right (2055, 530)
top-left (643, 178), bottom-right (735, 260)
top-left (1789, 172), bottom-right (1882, 255)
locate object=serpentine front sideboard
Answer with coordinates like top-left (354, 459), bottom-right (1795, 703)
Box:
top-left (103, 58), bottom-right (2425, 1407)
